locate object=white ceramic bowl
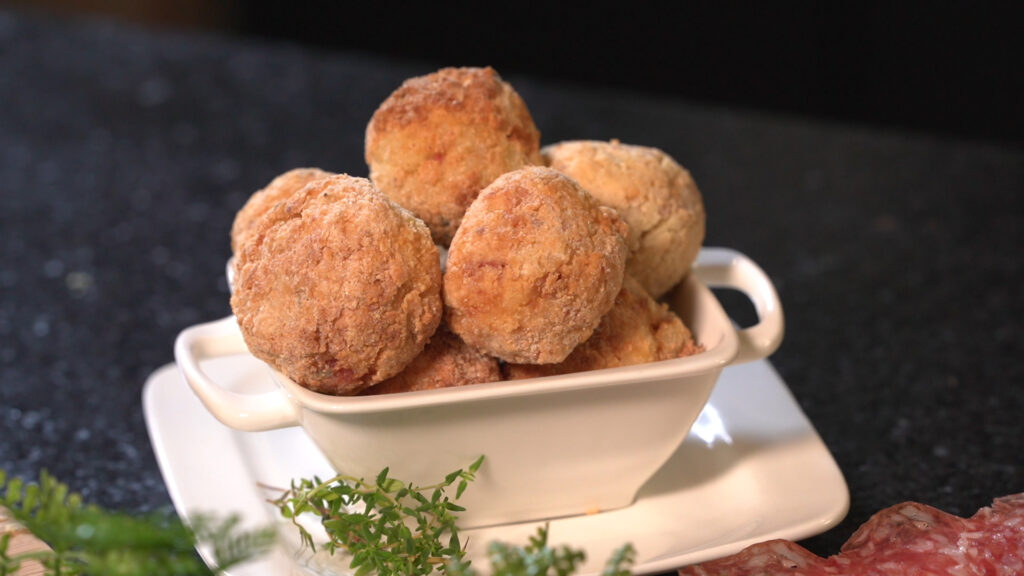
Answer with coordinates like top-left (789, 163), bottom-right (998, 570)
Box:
top-left (175, 247), bottom-right (783, 528)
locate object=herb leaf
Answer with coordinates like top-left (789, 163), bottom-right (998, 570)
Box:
top-left (269, 458), bottom-right (484, 576)
top-left (0, 469), bottom-right (275, 576)
top-left (273, 456), bottom-right (638, 576)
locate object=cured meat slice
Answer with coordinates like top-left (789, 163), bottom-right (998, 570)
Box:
top-left (678, 493), bottom-right (1024, 575)
top-left (678, 539), bottom-right (836, 575)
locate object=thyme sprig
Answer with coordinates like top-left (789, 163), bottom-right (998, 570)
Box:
top-left (482, 525), bottom-right (586, 576)
top-left (0, 468), bottom-right (275, 576)
top-left (273, 457), bottom-right (637, 576)
top-left (269, 455), bottom-right (485, 576)
top-left (446, 523), bottom-right (635, 576)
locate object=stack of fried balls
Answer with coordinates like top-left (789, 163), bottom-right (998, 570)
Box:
top-left (229, 67), bottom-right (706, 396)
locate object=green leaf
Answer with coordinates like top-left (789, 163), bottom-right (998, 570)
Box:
top-left (380, 478), bottom-right (405, 493)
top-left (0, 468), bottom-right (273, 576)
top-left (444, 470), bottom-right (462, 485)
top-left (3, 477), bottom-right (22, 508)
top-left (600, 543), bottom-right (636, 576)
top-left (468, 455), bottom-right (485, 474)
top-left (266, 456), bottom-right (638, 576)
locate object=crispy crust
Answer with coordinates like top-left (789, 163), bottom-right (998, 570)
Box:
top-left (230, 167), bottom-right (333, 254)
top-left (543, 140), bottom-right (705, 297)
top-left (360, 324), bottom-right (502, 395)
top-left (230, 174), bottom-right (442, 395)
top-left (504, 276), bottom-right (702, 379)
top-left (365, 67), bottom-right (542, 246)
top-left (443, 166), bottom-right (629, 364)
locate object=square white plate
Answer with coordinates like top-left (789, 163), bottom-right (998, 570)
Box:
top-left (143, 355), bottom-right (848, 575)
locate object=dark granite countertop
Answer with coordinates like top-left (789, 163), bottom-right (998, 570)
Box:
top-left (1, 9), bottom-right (1021, 573)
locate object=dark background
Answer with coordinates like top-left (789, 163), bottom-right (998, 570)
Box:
top-left (10, 1), bottom-right (1023, 147)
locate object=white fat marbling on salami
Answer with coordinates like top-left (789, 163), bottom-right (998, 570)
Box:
top-left (678, 493), bottom-right (1024, 575)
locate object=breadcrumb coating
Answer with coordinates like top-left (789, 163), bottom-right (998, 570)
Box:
top-left (504, 276), bottom-right (702, 379)
top-left (360, 324), bottom-right (502, 395)
top-left (230, 167), bottom-right (333, 254)
top-left (230, 174), bottom-right (442, 395)
top-left (365, 66), bottom-right (542, 246)
top-left (443, 166), bottom-right (629, 364)
top-left (543, 140), bottom-right (705, 297)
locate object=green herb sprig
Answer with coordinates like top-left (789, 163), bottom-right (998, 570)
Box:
top-left (0, 468), bottom-right (274, 576)
top-left (446, 523), bottom-right (635, 576)
top-left (481, 525), bottom-right (586, 576)
top-left (273, 457), bottom-right (636, 576)
top-left (269, 455), bottom-right (484, 576)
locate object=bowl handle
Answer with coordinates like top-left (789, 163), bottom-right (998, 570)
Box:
top-left (691, 248), bottom-right (785, 364)
top-left (174, 316), bottom-right (300, 431)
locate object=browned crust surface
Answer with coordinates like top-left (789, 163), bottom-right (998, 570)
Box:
top-left (365, 66), bottom-right (542, 246)
top-left (504, 276), bottom-right (701, 379)
top-left (230, 174), bottom-right (442, 395)
top-left (360, 323), bottom-right (502, 395)
top-left (443, 166), bottom-right (629, 364)
top-left (230, 167), bottom-right (333, 254)
top-left (544, 139), bottom-right (705, 297)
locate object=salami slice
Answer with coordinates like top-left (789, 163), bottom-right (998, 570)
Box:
top-left (678, 493), bottom-right (1024, 575)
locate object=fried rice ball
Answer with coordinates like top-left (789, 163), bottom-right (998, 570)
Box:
top-left (360, 324), bottom-right (502, 395)
top-left (504, 276), bottom-right (702, 379)
top-left (230, 167), bottom-right (333, 254)
top-left (444, 166), bottom-right (629, 364)
top-left (230, 174), bottom-right (443, 395)
top-left (543, 140), bottom-right (705, 297)
top-left (365, 66), bottom-right (543, 246)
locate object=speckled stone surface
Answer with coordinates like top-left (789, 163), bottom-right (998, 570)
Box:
top-left (1, 8), bottom-right (1022, 571)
